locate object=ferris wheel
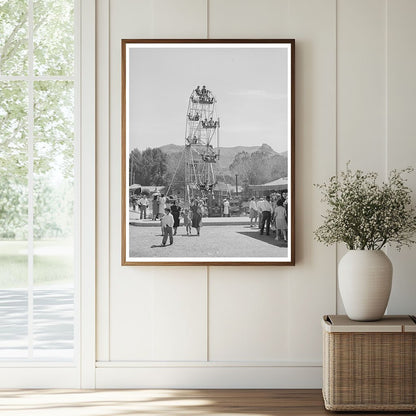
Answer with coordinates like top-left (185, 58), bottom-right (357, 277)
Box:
top-left (184, 85), bottom-right (220, 203)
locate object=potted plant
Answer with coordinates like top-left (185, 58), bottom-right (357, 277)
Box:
top-left (314, 164), bottom-right (416, 321)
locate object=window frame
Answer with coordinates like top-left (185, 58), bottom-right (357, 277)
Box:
top-left (0, 0), bottom-right (96, 388)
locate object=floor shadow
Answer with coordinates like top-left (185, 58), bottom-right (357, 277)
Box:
top-left (237, 231), bottom-right (288, 247)
top-left (0, 389), bottom-right (371, 416)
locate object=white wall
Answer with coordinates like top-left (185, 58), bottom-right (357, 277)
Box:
top-left (95, 0), bottom-right (416, 388)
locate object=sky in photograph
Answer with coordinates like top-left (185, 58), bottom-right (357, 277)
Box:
top-left (128, 44), bottom-right (289, 153)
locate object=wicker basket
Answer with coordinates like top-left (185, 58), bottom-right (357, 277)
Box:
top-left (322, 315), bottom-right (416, 411)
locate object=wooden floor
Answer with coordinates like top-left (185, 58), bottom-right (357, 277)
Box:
top-left (0, 389), bottom-right (413, 415)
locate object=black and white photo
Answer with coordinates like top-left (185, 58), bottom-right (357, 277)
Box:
top-left (122, 39), bottom-right (295, 265)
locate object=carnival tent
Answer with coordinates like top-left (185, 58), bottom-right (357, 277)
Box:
top-left (248, 177), bottom-right (288, 192)
top-left (129, 184), bottom-right (165, 196)
top-left (141, 185), bottom-right (165, 194)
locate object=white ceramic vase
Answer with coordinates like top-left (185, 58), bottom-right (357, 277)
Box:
top-left (338, 250), bottom-right (393, 321)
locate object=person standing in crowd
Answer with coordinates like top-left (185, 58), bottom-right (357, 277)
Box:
top-left (138, 194), bottom-right (148, 220)
top-left (152, 195), bottom-right (159, 220)
top-left (274, 199), bottom-right (288, 241)
top-left (133, 193), bottom-right (139, 212)
top-left (190, 199), bottom-right (202, 236)
top-left (259, 195), bottom-right (272, 236)
top-left (257, 197), bottom-right (264, 229)
top-left (223, 198), bottom-right (230, 217)
top-left (158, 193), bottom-right (166, 218)
top-left (161, 207), bottom-right (174, 246)
top-left (182, 208), bottom-right (192, 235)
top-left (129, 193), bottom-right (136, 211)
top-left (170, 200), bottom-right (181, 235)
top-left (249, 197), bottom-right (258, 227)
top-left (270, 193), bottom-right (278, 234)
top-left (158, 194), bottom-right (166, 235)
top-left (282, 191), bottom-right (288, 215)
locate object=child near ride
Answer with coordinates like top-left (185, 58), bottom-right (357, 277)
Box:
top-left (182, 208), bottom-right (192, 235)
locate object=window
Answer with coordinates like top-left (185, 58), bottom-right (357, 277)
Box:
top-left (0, 0), bottom-right (77, 361)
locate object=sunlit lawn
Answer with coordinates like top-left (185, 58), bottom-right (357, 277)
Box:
top-left (0, 240), bottom-right (73, 289)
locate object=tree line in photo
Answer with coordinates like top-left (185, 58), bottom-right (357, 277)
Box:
top-left (129, 143), bottom-right (288, 195)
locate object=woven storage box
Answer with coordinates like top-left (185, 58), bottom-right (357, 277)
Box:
top-left (322, 315), bottom-right (416, 411)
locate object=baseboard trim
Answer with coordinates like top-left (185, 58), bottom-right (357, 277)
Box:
top-left (96, 366), bottom-right (323, 388)
top-left (96, 360), bottom-right (321, 368)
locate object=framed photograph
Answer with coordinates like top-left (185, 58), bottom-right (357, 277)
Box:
top-left (122, 39), bottom-right (295, 265)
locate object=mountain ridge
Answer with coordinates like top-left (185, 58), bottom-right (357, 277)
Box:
top-left (158, 143), bottom-right (281, 154)
top-left (158, 143), bottom-right (286, 174)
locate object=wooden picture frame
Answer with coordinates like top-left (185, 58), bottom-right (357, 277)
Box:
top-left (122, 39), bottom-right (295, 265)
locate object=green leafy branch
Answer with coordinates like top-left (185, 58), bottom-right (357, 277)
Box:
top-left (314, 163), bottom-right (416, 250)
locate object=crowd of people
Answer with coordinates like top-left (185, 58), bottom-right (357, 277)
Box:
top-left (160, 199), bottom-right (204, 245)
top-left (247, 192), bottom-right (289, 241)
top-left (130, 193), bottom-right (150, 220)
top-left (130, 193), bottom-right (205, 246)
top-left (130, 191), bottom-right (289, 246)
